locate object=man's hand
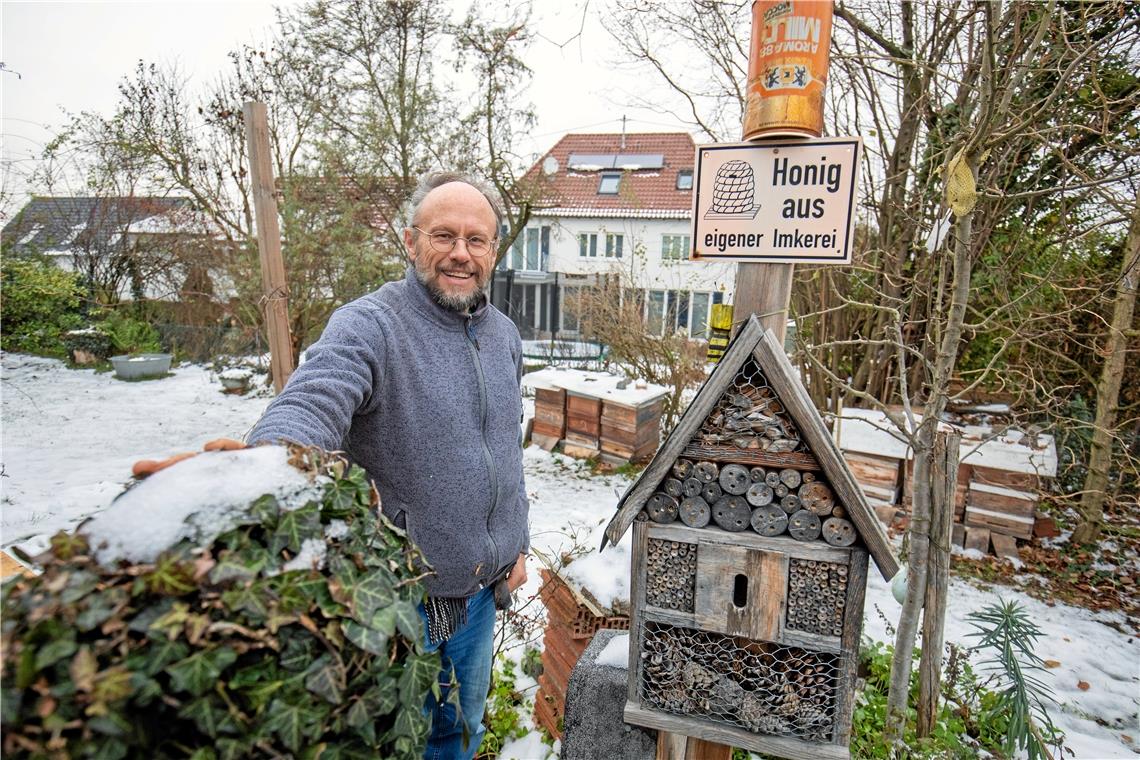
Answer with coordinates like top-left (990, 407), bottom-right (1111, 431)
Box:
top-left (131, 438), bottom-right (247, 478)
top-left (507, 552), bottom-right (528, 592)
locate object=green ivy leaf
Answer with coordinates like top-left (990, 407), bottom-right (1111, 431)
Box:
top-left (138, 637), bottom-right (189, 677)
top-left (343, 621), bottom-right (389, 657)
top-left (350, 569), bottom-right (397, 625)
top-left (216, 738), bottom-right (251, 760)
top-left (167, 647), bottom-right (239, 696)
top-left (370, 605), bottom-right (397, 639)
top-left (272, 503), bottom-right (322, 555)
top-left (188, 748), bottom-right (218, 760)
top-left (304, 655), bottom-right (346, 705)
top-left (222, 582), bottom-right (270, 620)
top-left (323, 478), bottom-right (359, 515)
top-left (179, 696), bottom-right (233, 738)
top-left (250, 494), bottom-right (281, 528)
top-left (391, 600), bottom-right (422, 643)
top-left (91, 665), bottom-right (134, 704)
top-left (392, 705), bottom-right (419, 738)
top-left (279, 632), bottom-right (318, 672)
top-left (34, 636), bottom-right (77, 672)
top-left (374, 676), bottom-right (399, 715)
top-left (88, 735), bottom-right (128, 760)
top-left (397, 653), bottom-right (439, 707)
top-left (60, 570), bottom-right (100, 604)
top-left (264, 699), bottom-right (306, 753)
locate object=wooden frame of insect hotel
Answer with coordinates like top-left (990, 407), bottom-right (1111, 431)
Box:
top-left (603, 316), bottom-right (899, 759)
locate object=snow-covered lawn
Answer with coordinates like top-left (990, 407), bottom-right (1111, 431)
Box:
top-left (2, 353), bottom-right (1137, 758)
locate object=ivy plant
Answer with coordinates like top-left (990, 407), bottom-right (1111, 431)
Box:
top-left (1, 448), bottom-right (441, 759)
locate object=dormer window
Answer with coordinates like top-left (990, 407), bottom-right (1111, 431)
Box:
top-left (598, 172), bottom-right (621, 195)
top-left (676, 169), bottom-right (694, 190)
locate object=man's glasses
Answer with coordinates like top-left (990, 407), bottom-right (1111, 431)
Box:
top-left (412, 227), bottom-right (497, 258)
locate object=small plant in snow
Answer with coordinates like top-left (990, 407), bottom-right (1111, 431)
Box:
top-left (966, 599), bottom-right (1065, 760)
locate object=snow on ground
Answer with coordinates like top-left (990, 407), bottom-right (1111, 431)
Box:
top-left (2, 353), bottom-right (1137, 758)
top-left (1, 354), bottom-right (271, 556)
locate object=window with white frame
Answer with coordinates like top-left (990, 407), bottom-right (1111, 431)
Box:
top-left (502, 226), bottom-right (549, 271)
top-left (579, 232), bottom-right (623, 258)
top-left (690, 292), bottom-right (710, 337)
top-left (662, 233), bottom-right (690, 260)
top-left (598, 172), bottom-right (621, 194)
top-left (676, 169), bottom-right (693, 190)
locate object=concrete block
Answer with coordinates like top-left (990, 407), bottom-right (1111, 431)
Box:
top-left (560, 628), bottom-right (656, 760)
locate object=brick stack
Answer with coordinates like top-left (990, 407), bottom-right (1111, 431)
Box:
top-left (534, 569), bottom-right (630, 740)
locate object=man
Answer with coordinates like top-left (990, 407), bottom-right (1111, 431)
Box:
top-left (247, 172), bottom-right (529, 760)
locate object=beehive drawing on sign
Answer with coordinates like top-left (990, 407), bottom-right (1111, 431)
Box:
top-left (603, 316), bottom-right (898, 759)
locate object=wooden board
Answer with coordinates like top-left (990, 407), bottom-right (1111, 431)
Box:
top-left (990, 532), bottom-right (1020, 562)
top-left (844, 452), bottom-right (901, 490)
top-left (964, 526), bottom-right (991, 554)
top-left (964, 505), bottom-right (1034, 540)
top-left (625, 704), bottom-right (850, 760)
top-left (694, 543), bottom-right (787, 641)
top-left (562, 440), bottom-right (600, 459)
top-left (951, 522), bottom-right (966, 547)
top-left (680, 444), bottom-right (821, 471)
top-left (972, 465), bottom-right (1039, 491)
top-left (967, 482), bottom-right (1036, 518)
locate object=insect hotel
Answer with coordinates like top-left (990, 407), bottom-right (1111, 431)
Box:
top-left (603, 317), bottom-right (899, 759)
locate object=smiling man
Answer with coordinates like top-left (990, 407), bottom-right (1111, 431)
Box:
top-left (246, 172), bottom-right (530, 760)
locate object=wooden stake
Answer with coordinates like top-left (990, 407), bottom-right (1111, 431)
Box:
top-left (243, 101), bottom-right (294, 393)
top-left (917, 429), bottom-right (960, 736)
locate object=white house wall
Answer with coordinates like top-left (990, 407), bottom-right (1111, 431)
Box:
top-left (539, 215), bottom-right (736, 296)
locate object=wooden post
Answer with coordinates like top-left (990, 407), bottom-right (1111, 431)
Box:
top-left (917, 429), bottom-right (960, 735)
top-left (732, 262), bottom-right (795, 343)
top-left (243, 101), bottom-right (294, 393)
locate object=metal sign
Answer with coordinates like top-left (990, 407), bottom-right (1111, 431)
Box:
top-left (690, 137), bottom-right (861, 264)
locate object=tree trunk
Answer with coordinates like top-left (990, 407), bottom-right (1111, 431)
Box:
top-left (1073, 188), bottom-right (1140, 544)
top-left (917, 429), bottom-right (961, 736)
top-left (886, 175), bottom-right (977, 745)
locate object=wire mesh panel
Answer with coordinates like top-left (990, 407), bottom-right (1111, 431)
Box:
top-left (786, 558), bottom-right (847, 638)
top-left (639, 621), bottom-right (840, 742)
top-left (645, 538), bottom-right (697, 613)
top-left (694, 358), bottom-right (803, 452)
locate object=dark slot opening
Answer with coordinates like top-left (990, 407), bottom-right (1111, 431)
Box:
top-left (733, 573), bottom-right (748, 608)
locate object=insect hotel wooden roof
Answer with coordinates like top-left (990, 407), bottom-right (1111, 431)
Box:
top-left (603, 316), bottom-right (899, 580)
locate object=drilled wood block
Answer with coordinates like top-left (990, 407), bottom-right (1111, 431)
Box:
top-left (695, 543), bottom-right (787, 640)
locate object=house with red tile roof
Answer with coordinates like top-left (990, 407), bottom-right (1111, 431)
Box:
top-left (491, 132), bottom-right (736, 341)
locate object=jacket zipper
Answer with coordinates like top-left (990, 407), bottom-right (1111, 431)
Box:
top-left (465, 316), bottom-right (501, 578)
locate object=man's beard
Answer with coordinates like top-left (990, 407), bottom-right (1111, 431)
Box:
top-left (413, 257), bottom-right (488, 312)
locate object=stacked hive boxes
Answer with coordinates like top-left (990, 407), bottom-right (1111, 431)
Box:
top-left (837, 408), bottom-right (1057, 558)
top-left (524, 368), bottom-right (668, 465)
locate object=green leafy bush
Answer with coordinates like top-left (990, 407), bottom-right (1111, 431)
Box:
top-left (476, 656), bottom-right (528, 759)
top-left (98, 309), bottom-right (163, 355)
top-left (0, 256), bottom-right (84, 356)
top-left (852, 639), bottom-right (1003, 759)
top-left (1, 448), bottom-right (438, 759)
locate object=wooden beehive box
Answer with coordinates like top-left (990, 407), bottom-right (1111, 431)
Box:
top-left (603, 318), bottom-right (898, 759)
top-left (601, 396), bottom-right (664, 464)
top-left (533, 386), bottom-right (567, 451)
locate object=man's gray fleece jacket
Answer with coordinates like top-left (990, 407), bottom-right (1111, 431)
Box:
top-left (248, 268), bottom-right (529, 599)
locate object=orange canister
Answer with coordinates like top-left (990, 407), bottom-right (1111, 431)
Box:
top-left (742, 0), bottom-right (833, 138)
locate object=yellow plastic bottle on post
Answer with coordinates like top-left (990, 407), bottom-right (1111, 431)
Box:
top-left (705, 304), bottom-right (735, 363)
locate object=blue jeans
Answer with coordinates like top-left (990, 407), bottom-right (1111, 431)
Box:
top-left (419, 586), bottom-right (496, 760)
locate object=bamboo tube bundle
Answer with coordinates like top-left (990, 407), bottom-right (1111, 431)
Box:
top-left (785, 558), bottom-right (848, 637)
top-left (645, 538), bottom-right (697, 613)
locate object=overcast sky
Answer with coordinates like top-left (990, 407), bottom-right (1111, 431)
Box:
top-left (1, 0), bottom-right (695, 211)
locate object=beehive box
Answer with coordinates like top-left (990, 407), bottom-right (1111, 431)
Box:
top-left (603, 318), bottom-right (897, 758)
top-left (533, 386), bottom-right (566, 450)
top-left (600, 397), bottom-right (664, 464)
